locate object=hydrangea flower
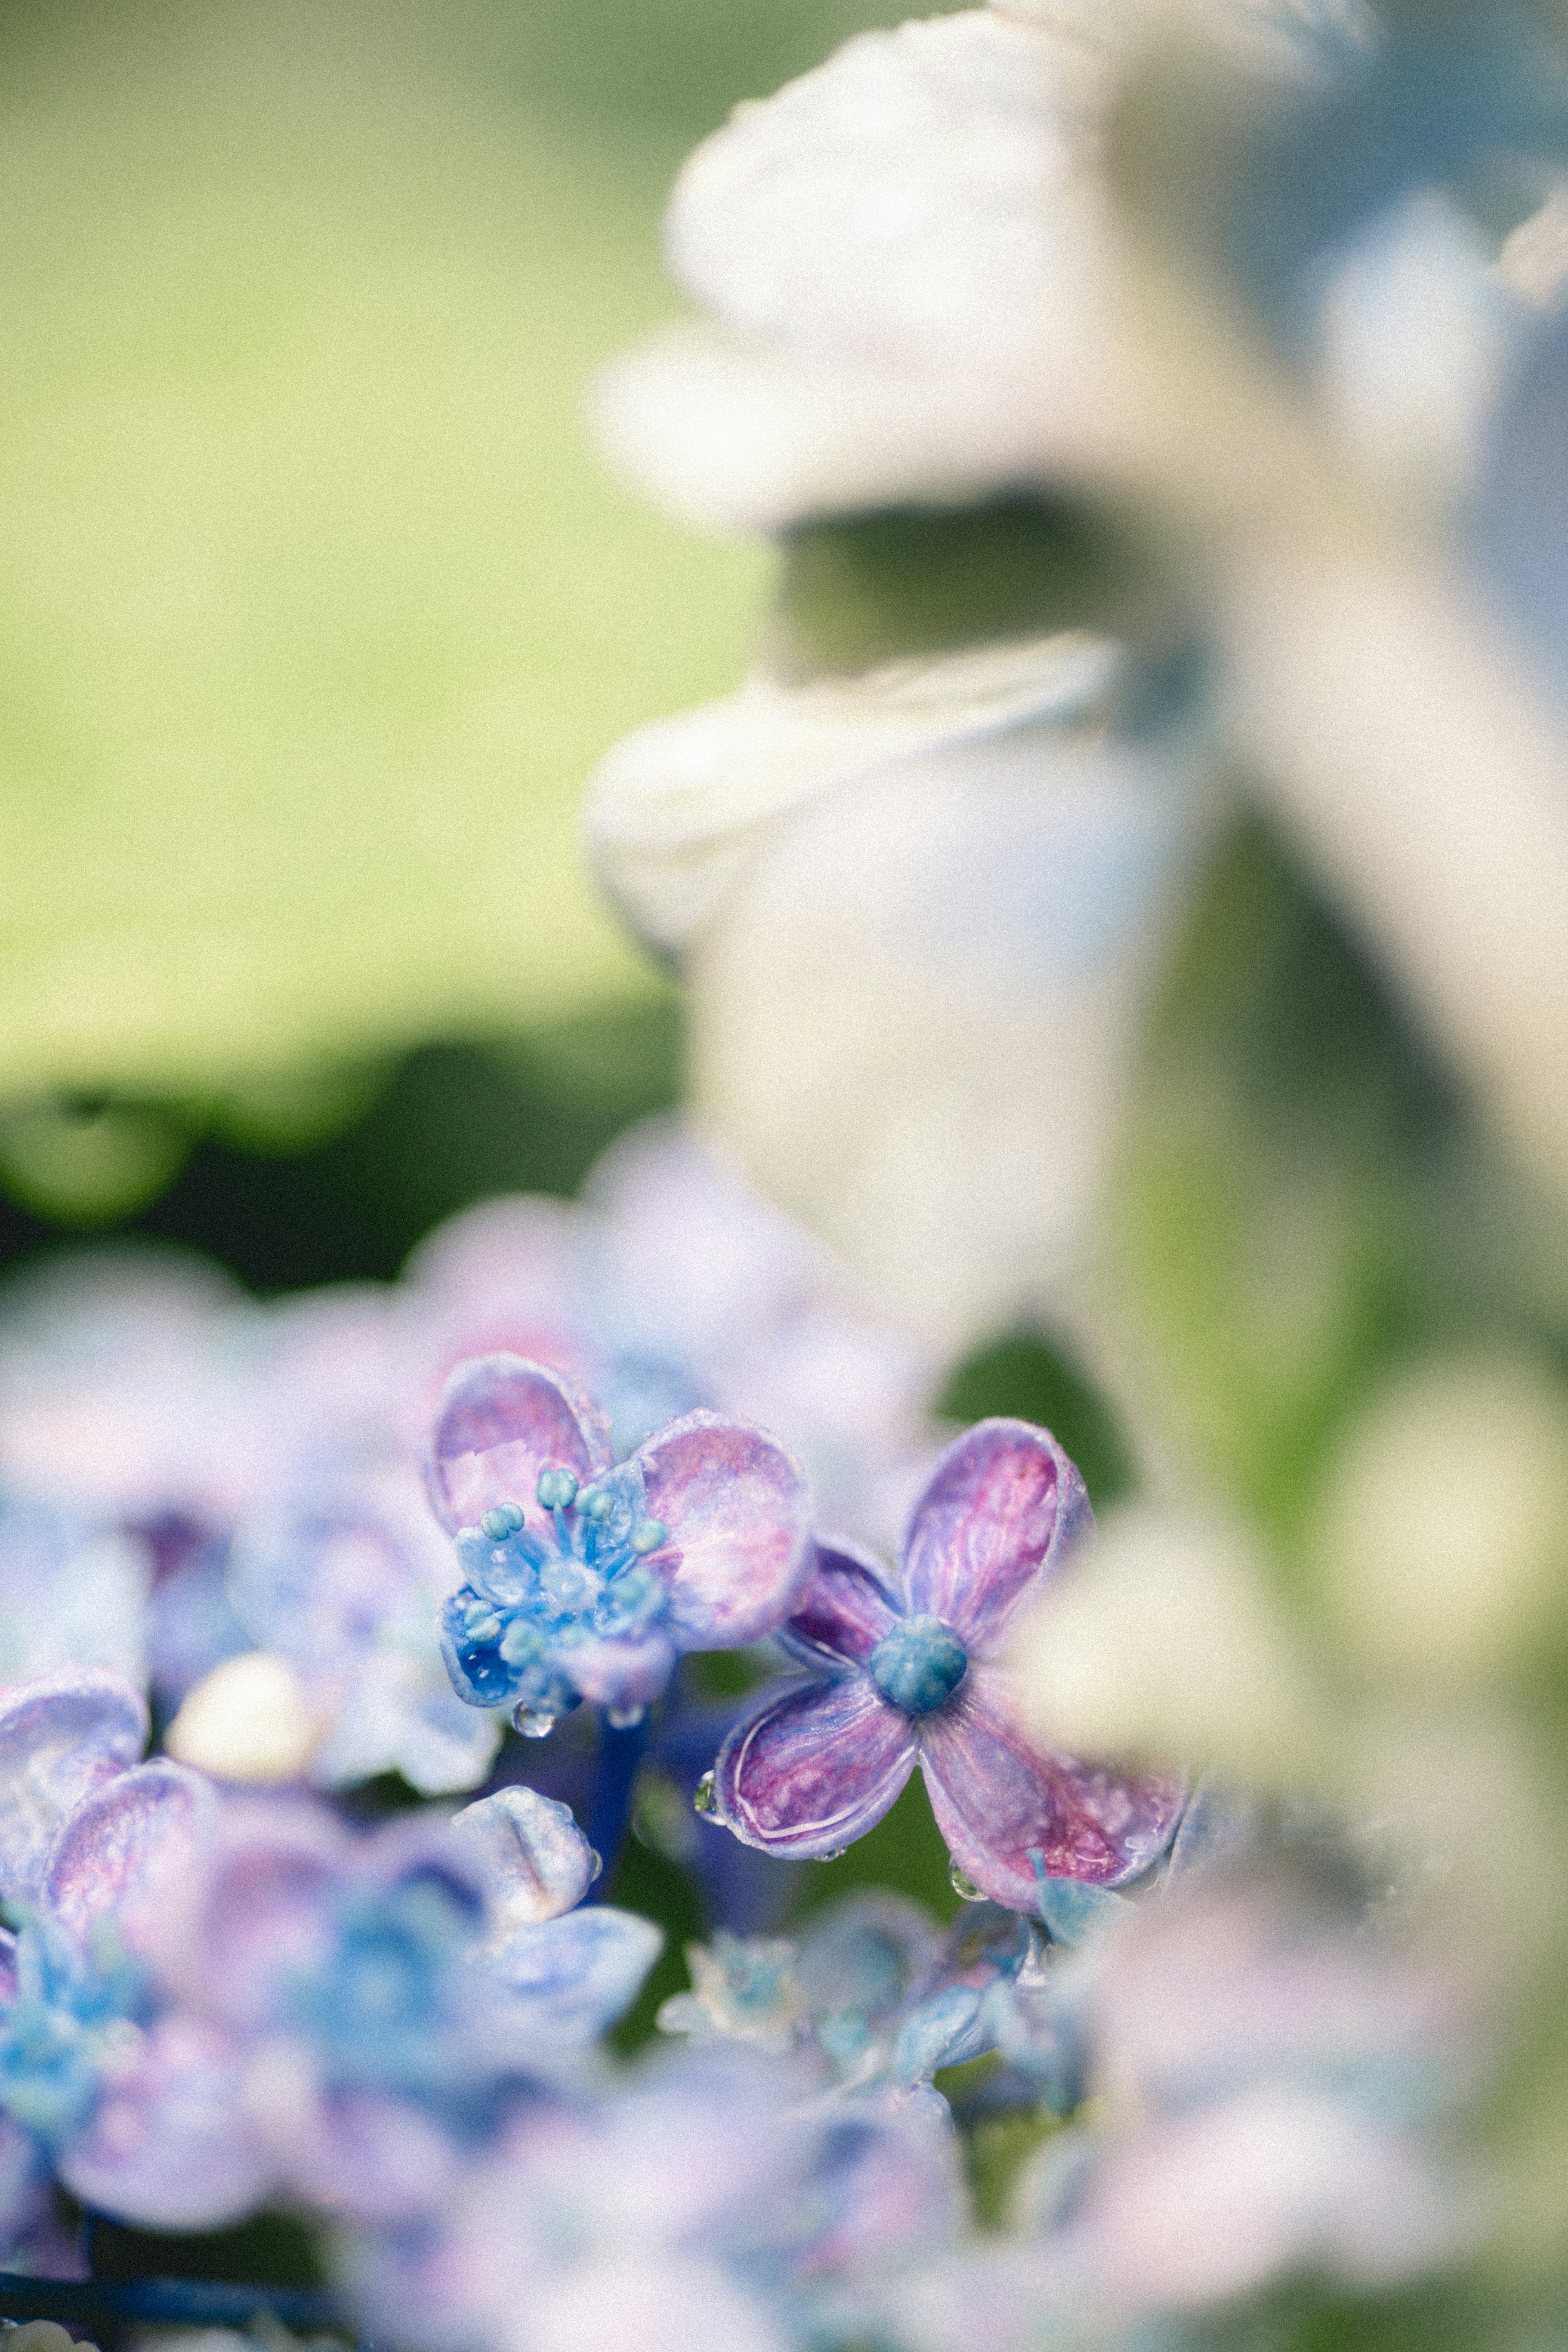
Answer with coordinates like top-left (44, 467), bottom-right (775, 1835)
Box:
top-left (0, 1670), bottom-right (270, 2232)
top-left (405, 1114), bottom-right (942, 1551)
top-left (344, 2042), bottom-right (965, 2352)
top-left (426, 1354), bottom-right (811, 1730)
top-left (174, 1463), bottom-right (502, 1795)
top-left (659, 1889), bottom-right (1036, 2103)
top-left (706, 1420), bottom-right (1184, 1907)
top-left (0, 1497), bottom-right (150, 1693)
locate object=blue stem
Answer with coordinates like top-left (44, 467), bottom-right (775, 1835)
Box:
top-left (584, 1713), bottom-right (650, 1898)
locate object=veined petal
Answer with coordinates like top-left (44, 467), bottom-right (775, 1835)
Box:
top-left (903, 1419), bottom-right (1091, 1653)
top-left (782, 1538), bottom-right (903, 1670)
top-left (713, 1674), bottom-right (917, 1858)
top-left (60, 2013), bottom-right (276, 2230)
top-left (453, 1785), bottom-right (599, 1928)
top-left (919, 1668), bottom-right (1183, 1904)
top-left (45, 1758), bottom-right (216, 1953)
top-left (0, 1669), bottom-right (147, 1908)
top-left (638, 1412), bottom-right (811, 1648)
top-left (425, 1356), bottom-right (612, 1535)
top-left (488, 1908), bottom-right (663, 2044)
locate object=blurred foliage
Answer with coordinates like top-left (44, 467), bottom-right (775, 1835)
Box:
top-left (0, 0), bottom-right (921, 1150)
top-left (768, 497), bottom-right (1156, 683)
top-left (0, 998), bottom-right (681, 1288)
top-left (1116, 814), bottom-right (1568, 1570)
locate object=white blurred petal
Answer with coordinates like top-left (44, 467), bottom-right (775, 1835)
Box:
top-left (1011, 1506), bottom-right (1331, 1782)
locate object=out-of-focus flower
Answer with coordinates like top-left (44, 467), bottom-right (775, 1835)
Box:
top-left (153, 1803), bottom-right (547, 2222)
top-left (345, 2042), bottom-right (964, 2352)
top-left (427, 1356), bottom-right (811, 1730)
top-left (661, 1890), bottom-right (1037, 2104)
top-left (0, 1497), bottom-right (150, 1691)
top-left (1022, 1870), bottom-right (1483, 2314)
top-left (0, 1670), bottom-right (270, 2232)
top-left (407, 1115), bottom-right (942, 1551)
top-left (588, 624), bottom-right (1214, 1353)
top-left (708, 1420), bottom-right (1183, 1904)
top-left (169, 1464), bottom-right (501, 1796)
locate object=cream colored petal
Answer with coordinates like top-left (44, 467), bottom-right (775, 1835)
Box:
top-left (684, 720), bottom-right (1213, 1347)
top-left (583, 632), bottom-right (1123, 955)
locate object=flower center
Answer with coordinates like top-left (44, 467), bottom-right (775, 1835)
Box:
top-left (443, 1465), bottom-right (670, 1730)
top-left (867, 1615), bottom-right (968, 1715)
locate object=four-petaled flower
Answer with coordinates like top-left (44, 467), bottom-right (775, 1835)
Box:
top-left (426, 1355), bottom-right (811, 1731)
top-left (708, 1419), bottom-right (1184, 1909)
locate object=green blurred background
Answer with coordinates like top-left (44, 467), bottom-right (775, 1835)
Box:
top-left (0, 0), bottom-right (935, 1250)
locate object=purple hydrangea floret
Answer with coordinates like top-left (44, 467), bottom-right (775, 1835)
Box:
top-left (426, 1355), bottom-right (812, 1729)
top-left (708, 1420), bottom-right (1185, 1911)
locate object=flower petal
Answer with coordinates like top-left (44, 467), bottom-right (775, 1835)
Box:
top-left (638, 1412), bottom-right (812, 1647)
top-left (425, 1355), bottom-right (612, 1535)
top-left (713, 1673), bottom-right (917, 1858)
top-left (0, 1669), bottom-right (147, 1907)
top-left (919, 1668), bottom-right (1183, 1903)
top-left (488, 1908), bottom-right (664, 2043)
top-left (781, 1539), bottom-right (903, 1671)
top-left (60, 2014), bottom-right (276, 2230)
top-left (565, 1628), bottom-right (679, 1713)
top-left (902, 1419), bottom-right (1091, 1653)
top-left (45, 1758), bottom-right (216, 1953)
top-left (453, 1785), bottom-right (599, 1928)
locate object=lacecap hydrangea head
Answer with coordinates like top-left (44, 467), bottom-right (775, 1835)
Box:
top-left (425, 1356), bottom-right (812, 1730)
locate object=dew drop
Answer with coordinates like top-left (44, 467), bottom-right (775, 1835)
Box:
top-left (693, 1771), bottom-right (716, 1815)
top-left (512, 1704), bottom-right (558, 1739)
top-left (820, 1848), bottom-right (847, 1862)
top-left (606, 1705), bottom-right (647, 1731)
top-left (950, 1864), bottom-right (986, 1902)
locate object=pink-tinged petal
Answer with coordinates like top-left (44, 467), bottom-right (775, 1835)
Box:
top-left (60, 2013), bottom-right (277, 2230)
top-left (902, 1420), bottom-right (1091, 1655)
top-left (565, 1629), bottom-right (679, 1712)
top-left (46, 1759), bottom-right (217, 1953)
top-left (0, 1669), bottom-right (147, 1907)
top-left (713, 1674), bottom-right (917, 1859)
top-left (782, 1539), bottom-right (903, 1670)
top-left (262, 2073), bottom-right (468, 2223)
top-left (425, 1356), bottom-right (612, 1534)
top-left (919, 1668), bottom-right (1184, 1904)
top-left (638, 1412), bottom-right (811, 1647)
top-left (163, 1802), bottom-right (351, 2027)
top-left (403, 1198), bottom-right (592, 1436)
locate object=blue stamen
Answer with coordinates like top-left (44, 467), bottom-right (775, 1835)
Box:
top-left (868, 1615), bottom-right (968, 1716)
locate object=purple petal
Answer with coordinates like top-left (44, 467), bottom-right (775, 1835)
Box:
top-left (0, 1669), bottom-right (147, 1907)
top-left (161, 1802), bottom-right (352, 2028)
top-left (270, 2081), bottom-right (470, 2223)
top-left (488, 1907), bottom-right (663, 2042)
top-left (46, 1759), bottom-right (216, 1953)
top-left (781, 1539), bottom-right (902, 1670)
top-left (565, 1628), bottom-right (679, 1712)
top-left (919, 1666), bottom-right (1184, 1904)
top-left (638, 1412), bottom-right (811, 1647)
top-left (713, 1673), bottom-right (917, 1859)
top-left (902, 1420), bottom-right (1091, 1655)
top-left (60, 2014), bottom-right (277, 2229)
top-left (425, 1356), bottom-right (612, 1535)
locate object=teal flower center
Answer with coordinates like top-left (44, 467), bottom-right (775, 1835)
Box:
top-left (868, 1615), bottom-right (968, 1715)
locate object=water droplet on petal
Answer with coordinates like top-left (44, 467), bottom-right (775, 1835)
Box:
top-left (512, 1704), bottom-right (558, 1739)
top-left (950, 1864), bottom-right (986, 1902)
top-left (606, 1705), bottom-right (647, 1730)
top-left (587, 1846), bottom-right (604, 1882)
top-left (820, 1848), bottom-right (847, 1862)
top-left (693, 1771), bottom-right (716, 1815)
